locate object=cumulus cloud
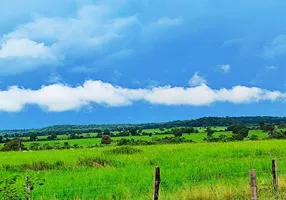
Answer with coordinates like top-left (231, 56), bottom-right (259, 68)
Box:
top-left (188, 72), bottom-right (207, 86)
top-left (0, 80), bottom-right (285, 112)
top-left (0, 3), bottom-right (182, 75)
top-left (0, 38), bottom-right (58, 75)
top-left (219, 64), bottom-right (231, 73)
top-left (0, 38), bottom-right (53, 59)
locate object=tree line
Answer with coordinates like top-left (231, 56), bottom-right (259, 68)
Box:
top-left (1, 116), bottom-right (286, 138)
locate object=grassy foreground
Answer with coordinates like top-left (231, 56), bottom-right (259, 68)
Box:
top-left (1, 140), bottom-right (286, 199)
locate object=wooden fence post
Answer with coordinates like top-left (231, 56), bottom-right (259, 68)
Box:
top-left (272, 159), bottom-right (278, 199)
top-left (250, 169), bottom-right (258, 200)
top-left (26, 176), bottom-right (31, 200)
top-left (153, 166), bottom-right (160, 200)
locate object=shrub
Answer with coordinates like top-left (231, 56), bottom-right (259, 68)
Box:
top-left (29, 143), bottom-right (41, 151)
top-left (227, 124), bottom-right (249, 138)
top-left (104, 146), bottom-right (143, 155)
top-left (101, 135), bottom-right (111, 145)
top-left (2, 161), bottom-right (64, 171)
top-left (1, 139), bottom-right (25, 152)
top-left (249, 135), bottom-right (259, 140)
top-left (77, 157), bottom-right (122, 167)
top-left (269, 131), bottom-right (286, 139)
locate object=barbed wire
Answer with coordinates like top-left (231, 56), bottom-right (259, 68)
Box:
top-left (27, 168), bottom-right (286, 194)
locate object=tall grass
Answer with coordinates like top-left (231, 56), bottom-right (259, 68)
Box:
top-left (0, 140), bottom-right (285, 199)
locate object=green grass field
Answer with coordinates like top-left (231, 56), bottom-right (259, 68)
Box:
top-left (1, 140), bottom-right (286, 199)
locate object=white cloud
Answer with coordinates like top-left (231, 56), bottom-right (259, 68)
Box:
top-left (0, 38), bottom-right (58, 75)
top-left (266, 65), bottom-right (277, 70)
top-left (151, 17), bottom-right (182, 27)
top-left (263, 34), bottom-right (286, 59)
top-left (69, 66), bottom-right (97, 73)
top-left (0, 38), bottom-right (53, 59)
top-left (188, 72), bottom-right (207, 86)
top-left (0, 3), bottom-right (183, 75)
top-left (219, 64), bottom-right (231, 73)
top-left (0, 80), bottom-right (285, 112)
top-left (46, 72), bottom-right (62, 83)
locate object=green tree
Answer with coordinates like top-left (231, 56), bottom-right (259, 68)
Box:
top-left (47, 134), bottom-right (57, 140)
top-left (29, 133), bottom-right (38, 141)
top-left (103, 129), bottom-right (111, 136)
top-left (1, 139), bottom-right (25, 152)
top-left (173, 128), bottom-right (184, 137)
top-left (101, 135), bottom-right (111, 145)
top-left (227, 124), bottom-right (249, 138)
top-left (206, 127), bottom-right (214, 137)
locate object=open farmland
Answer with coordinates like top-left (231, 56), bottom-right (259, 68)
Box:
top-left (0, 140), bottom-right (286, 199)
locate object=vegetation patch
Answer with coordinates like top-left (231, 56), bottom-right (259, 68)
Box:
top-left (77, 157), bottom-right (123, 168)
top-left (104, 146), bottom-right (143, 155)
top-left (2, 161), bottom-right (64, 171)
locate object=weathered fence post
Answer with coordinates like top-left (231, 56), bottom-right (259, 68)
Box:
top-left (153, 166), bottom-right (160, 200)
top-left (26, 176), bottom-right (31, 200)
top-left (250, 169), bottom-right (258, 200)
top-left (272, 159), bottom-right (278, 199)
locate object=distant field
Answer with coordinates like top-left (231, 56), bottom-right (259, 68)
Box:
top-left (1, 129), bottom-right (264, 150)
top-left (0, 140), bottom-right (285, 199)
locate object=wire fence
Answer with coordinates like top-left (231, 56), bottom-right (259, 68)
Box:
top-left (1, 159), bottom-right (286, 199)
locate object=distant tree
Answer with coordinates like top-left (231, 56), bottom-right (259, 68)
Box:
top-left (103, 129), bottom-right (111, 136)
top-left (101, 135), bottom-right (112, 145)
top-left (63, 142), bottom-right (70, 149)
top-left (184, 127), bottom-right (195, 134)
top-left (47, 134), bottom-right (57, 140)
top-left (148, 133), bottom-right (153, 137)
top-left (227, 124), bottom-right (249, 138)
top-left (69, 134), bottom-right (78, 139)
top-left (29, 133), bottom-right (38, 141)
top-left (262, 124), bottom-right (276, 134)
top-left (193, 129), bottom-right (199, 134)
top-left (173, 128), bottom-right (184, 137)
top-left (0, 136), bottom-right (3, 143)
top-left (1, 139), bottom-right (24, 152)
top-left (129, 128), bottom-right (138, 136)
top-left (138, 128), bottom-right (143, 134)
top-left (206, 127), bottom-right (214, 137)
top-left (259, 121), bottom-right (265, 129)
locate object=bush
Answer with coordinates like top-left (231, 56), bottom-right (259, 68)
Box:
top-left (29, 143), bottom-right (41, 151)
top-left (227, 124), bottom-right (249, 138)
top-left (104, 146), bottom-right (143, 155)
top-left (249, 135), bottom-right (259, 140)
top-left (1, 139), bottom-right (25, 152)
top-left (269, 131), bottom-right (286, 139)
top-left (2, 161), bottom-right (64, 171)
top-left (77, 157), bottom-right (122, 167)
top-left (101, 135), bottom-right (111, 145)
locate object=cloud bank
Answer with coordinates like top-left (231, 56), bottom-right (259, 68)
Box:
top-left (0, 80), bottom-right (285, 112)
top-left (0, 3), bottom-right (182, 75)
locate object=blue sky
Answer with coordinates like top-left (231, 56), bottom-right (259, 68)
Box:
top-left (0, 0), bottom-right (286, 129)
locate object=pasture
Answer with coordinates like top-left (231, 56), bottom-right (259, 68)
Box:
top-left (3, 129), bottom-right (268, 149)
top-left (1, 140), bottom-right (285, 199)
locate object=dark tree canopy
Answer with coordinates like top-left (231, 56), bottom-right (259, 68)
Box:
top-left (101, 135), bottom-right (112, 145)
